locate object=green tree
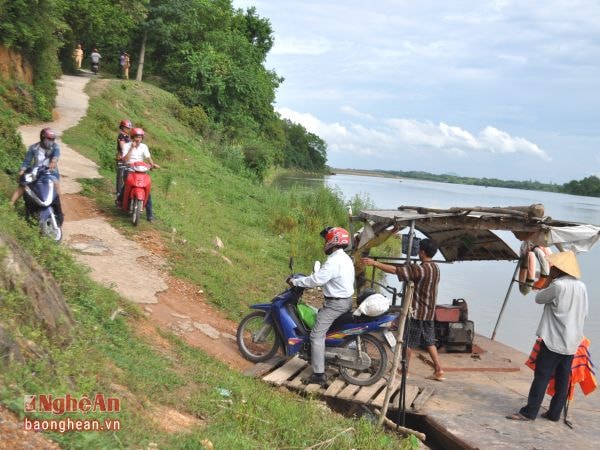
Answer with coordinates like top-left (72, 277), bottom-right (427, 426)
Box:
top-left (562, 175), bottom-right (600, 197)
top-left (282, 119), bottom-right (328, 171)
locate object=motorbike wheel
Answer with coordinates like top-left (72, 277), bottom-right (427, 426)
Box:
top-left (236, 311), bottom-right (280, 363)
top-left (40, 216), bottom-right (62, 242)
top-left (132, 199), bottom-right (143, 226)
top-left (338, 334), bottom-right (388, 386)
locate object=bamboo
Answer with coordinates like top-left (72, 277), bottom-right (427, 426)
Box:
top-left (377, 281), bottom-right (414, 426)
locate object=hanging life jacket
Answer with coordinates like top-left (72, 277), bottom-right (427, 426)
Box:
top-left (518, 242), bottom-right (552, 295)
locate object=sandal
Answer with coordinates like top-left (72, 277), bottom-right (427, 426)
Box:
top-left (426, 371), bottom-right (445, 381)
top-left (505, 412), bottom-right (532, 421)
top-left (541, 411), bottom-right (559, 422)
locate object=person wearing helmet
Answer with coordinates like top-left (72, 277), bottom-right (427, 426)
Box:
top-left (362, 238), bottom-right (445, 381)
top-left (10, 128), bottom-right (64, 224)
top-left (123, 128), bottom-right (160, 221)
top-left (115, 119), bottom-right (132, 204)
top-left (287, 226), bottom-right (355, 387)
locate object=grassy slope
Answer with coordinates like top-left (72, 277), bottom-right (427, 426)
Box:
top-left (0, 78), bottom-right (405, 448)
top-left (65, 80), bottom-right (355, 318)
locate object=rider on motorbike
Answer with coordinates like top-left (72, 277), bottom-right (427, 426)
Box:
top-left (287, 227), bottom-right (355, 387)
top-left (115, 119), bottom-right (132, 204)
top-left (9, 128), bottom-right (64, 225)
top-left (122, 128), bottom-right (160, 221)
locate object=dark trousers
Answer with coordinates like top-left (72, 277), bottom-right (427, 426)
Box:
top-left (520, 340), bottom-right (573, 420)
top-left (145, 194), bottom-right (153, 219)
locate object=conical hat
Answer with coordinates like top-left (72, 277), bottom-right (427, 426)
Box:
top-left (546, 250), bottom-right (582, 279)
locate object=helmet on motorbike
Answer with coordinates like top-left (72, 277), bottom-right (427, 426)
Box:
top-left (322, 227), bottom-right (350, 253)
top-left (40, 127), bottom-right (56, 141)
top-left (119, 119), bottom-right (132, 129)
top-left (130, 128), bottom-right (145, 138)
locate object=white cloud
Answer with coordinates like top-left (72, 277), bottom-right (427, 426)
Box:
top-left (277, 107), bottom-right (551, 163)
top-left (340, 106), bottom-right (374, 121)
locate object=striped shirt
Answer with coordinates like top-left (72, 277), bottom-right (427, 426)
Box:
top-left (395, 261), bottom-right (440, 321)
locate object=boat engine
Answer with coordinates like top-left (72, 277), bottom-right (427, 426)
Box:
top-left (434, 298), bottom-right (474, 353)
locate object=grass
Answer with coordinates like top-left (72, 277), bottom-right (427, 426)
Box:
top-left (0, 77), bottom-right (408, 448)
top-left (61, 79), bottom-right (365, 319)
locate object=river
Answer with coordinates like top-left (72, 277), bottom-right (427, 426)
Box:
top-left (282, 173), bottom-right (600, 354)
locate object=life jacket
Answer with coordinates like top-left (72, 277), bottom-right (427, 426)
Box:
top-left (518, 242), bottom-right (552, 295)
top-left (525, 337), bottom-right (597, 400)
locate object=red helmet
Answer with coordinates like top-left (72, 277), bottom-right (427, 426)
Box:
top-left (119, 119), bottom-right (132, 129)
top-left (40, 127), bottom-right (56, 141)
top-left (131, 128), bottom-right (145, 138)
top-left (322, 227), bottom-right (350, 252)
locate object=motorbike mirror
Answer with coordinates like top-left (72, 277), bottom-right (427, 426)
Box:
top-left (289, 257), bottom-right (294, 273)
top-left (313, 261), bottom-right (321, 272)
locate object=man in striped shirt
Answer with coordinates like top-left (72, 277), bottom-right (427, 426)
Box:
top-left (361, 238), bottom-right (445, 381)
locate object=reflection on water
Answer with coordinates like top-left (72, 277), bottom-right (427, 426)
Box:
top-left (277, 173), bottom-right (600, 353)
top-left (271, 173), bottom-right (326, 190)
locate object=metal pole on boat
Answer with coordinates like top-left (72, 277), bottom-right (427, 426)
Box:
top-left (491, 263), bottom-right (520, 340)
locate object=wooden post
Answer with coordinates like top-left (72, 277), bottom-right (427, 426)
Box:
top-left (377, 281), bottom-right (414, 426)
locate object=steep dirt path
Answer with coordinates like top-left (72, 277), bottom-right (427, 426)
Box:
top-left (18, 75), bottom-right (250, 371)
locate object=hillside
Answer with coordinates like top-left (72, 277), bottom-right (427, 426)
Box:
top-left (0, 74), bottom-right (404, 448)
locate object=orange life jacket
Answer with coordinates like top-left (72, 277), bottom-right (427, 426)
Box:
top-left (525, 337), bottom-right (597, 400)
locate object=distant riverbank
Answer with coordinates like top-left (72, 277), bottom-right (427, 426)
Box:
top-left (330, 168), bottom-right (403, 179)
top-left (330, 167), bottom-right (600, 198)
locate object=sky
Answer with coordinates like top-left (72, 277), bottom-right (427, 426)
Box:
top-left (232, 0), bottom-right (600, 183)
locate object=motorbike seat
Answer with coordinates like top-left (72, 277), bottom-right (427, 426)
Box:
top-left (330, 311), bottom-right (380, 330)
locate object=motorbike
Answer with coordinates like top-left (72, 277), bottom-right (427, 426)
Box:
top-left (21, 166), bottom-right (63, 241)
top-left (120, 161), bottom-right (152, 226)
top-left (236, 260), bottom-right (399, 386)
top-left (91, 62), bottom-right (99, 74)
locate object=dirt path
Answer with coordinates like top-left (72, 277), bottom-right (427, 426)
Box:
top-left (19, 75), bottom-right (251, 370)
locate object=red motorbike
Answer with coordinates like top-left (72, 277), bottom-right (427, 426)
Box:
top-left (121, 161), bottom-right (152, 226)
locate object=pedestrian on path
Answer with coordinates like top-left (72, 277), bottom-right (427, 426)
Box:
top-left (73, 44), bottom-right (83, 70)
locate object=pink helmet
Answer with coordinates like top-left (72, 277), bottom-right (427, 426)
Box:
top-left (130, 128), bottom-right (145, 138)
top-left (322, 227), bottom-right (350, 252)
top-left (119, 119), bottom-right (132, 129)
top-left (40, 127), bottom-right (56, 141)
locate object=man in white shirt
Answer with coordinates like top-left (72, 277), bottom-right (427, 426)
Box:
top-left (507, 250), bottom-right (588, 422)
top-left (289, 227), bottom-right (355, 387)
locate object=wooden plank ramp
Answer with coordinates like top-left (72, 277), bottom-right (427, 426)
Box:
top-left (257, 357), bottom-right (434, 411)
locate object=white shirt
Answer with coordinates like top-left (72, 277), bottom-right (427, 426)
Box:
top-left (535, 276), bottom-right (588, 355)
top-left (124, 142), bottom-right (151, 163)
top-left (292, 249), bottom-right (355, 298)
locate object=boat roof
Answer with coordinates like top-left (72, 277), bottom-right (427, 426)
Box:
top-left (353, 204), bottom-right (600, 262)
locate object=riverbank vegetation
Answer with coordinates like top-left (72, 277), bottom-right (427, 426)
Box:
top-left (0, 73), bottom-right (403, 447)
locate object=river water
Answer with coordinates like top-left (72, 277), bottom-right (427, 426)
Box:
top-left (282, 173), bottom-right (600, 353)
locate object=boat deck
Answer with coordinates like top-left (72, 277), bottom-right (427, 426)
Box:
top-left (248, 334), bottom-right (600, 449)
top-left (407, 333), bottom-right (600, 449)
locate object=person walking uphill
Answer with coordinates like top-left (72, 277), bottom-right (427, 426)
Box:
top-left (288, 227), bottom-right (355, 387)
top-left (362, 238), bottom-right (445, 381)
top-left (506, 250), bottom-right (588, 422)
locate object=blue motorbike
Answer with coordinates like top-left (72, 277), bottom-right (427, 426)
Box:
top-left (21, 166), bottom-right (63, 241)
top-left (236, 263), bottom-right (398, 386)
